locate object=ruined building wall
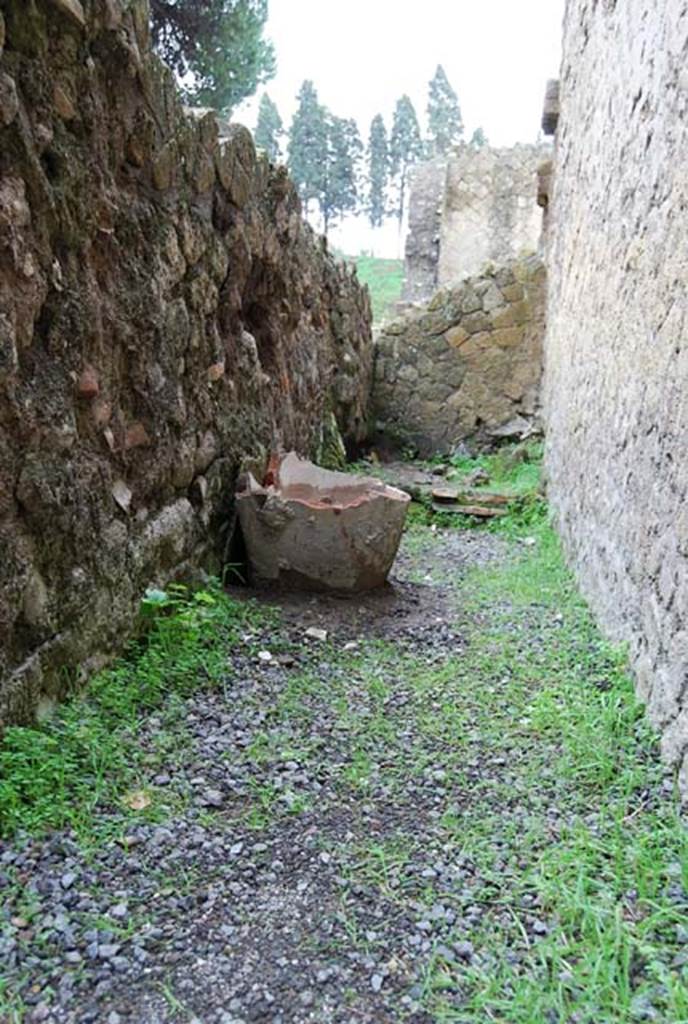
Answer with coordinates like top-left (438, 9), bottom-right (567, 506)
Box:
top-left (0, 0), bottom-right (373, 724)
top-left (544, 0), bottom-right (688, 788)
top-left (403, 144), bottom-right (550, 303)
top-left (375, 256), bottom-right (545, 455)
top-left (401, 159), bottom-right (446, 303)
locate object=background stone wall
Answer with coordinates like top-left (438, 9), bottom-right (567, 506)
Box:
top-left (403, 144), bottom-right (549, 304)
top-left (0, 0), bottom-right (373, 724)
top-left (374, 256), bottom-right (545, 455)
top-left (401, 159), bottom-right (447, 303)
top-left (544, 0), bottom-right (688, 789)
top-left (438, 144), bottom-right (550, 288)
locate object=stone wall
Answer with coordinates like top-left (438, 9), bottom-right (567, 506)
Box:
top-left (0, 0), bottom-right (373, 724)
top-left (401, 159), bottom-right (446, 303)
top-left (544, 0), bottom-right (688, 789)
top-left (374, 256), bottom-right (545, 455)
top-left (403, 144), bottom-right (550, 303)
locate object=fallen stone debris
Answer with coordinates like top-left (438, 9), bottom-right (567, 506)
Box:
top-left (431, 486), bottom-right (510, 518)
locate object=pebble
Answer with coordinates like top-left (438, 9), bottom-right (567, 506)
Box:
top-left (201, 788), bottom-right (224, 807)
top-left (98, 944), bottom-right (121, 959)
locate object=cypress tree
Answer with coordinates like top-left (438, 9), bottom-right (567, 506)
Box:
top-left (287, 81), bottom-right (328, 217)
top-left (320, 116), bottom-right (362, 235)
top-left (389, 95), bottom-right (423, 232)
top-left (427, 64), bottom-right (464, 156)
top-left (254, 93), bottom-right (283, 161)
top-left (469, 126), bottom-right (488, 149)
top-left (366, 114), bottom-right (389, 229)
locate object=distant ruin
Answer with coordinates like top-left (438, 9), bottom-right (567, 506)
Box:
top-left (374, 256), bottom-right (545, 455)
top-left (403, 143), bottom-right (550, 303)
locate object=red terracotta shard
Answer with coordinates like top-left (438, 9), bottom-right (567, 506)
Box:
top-left (236, 452), bottom-right (410, 592)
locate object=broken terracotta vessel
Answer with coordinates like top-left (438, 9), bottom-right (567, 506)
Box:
top-left (236, 453), bottom-right (410, 592)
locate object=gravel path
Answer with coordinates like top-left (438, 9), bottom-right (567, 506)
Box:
top-left (2, 525), bottom-right (681, 1023)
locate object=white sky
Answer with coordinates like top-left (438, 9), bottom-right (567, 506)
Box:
top-left (234, 0), bottom-right (565, 255)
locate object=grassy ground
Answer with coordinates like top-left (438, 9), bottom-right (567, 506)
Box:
top-left (0, 585), bottom-right (270, 840)
top-left (1, 448), bottom-right (687, 1022)
top-left (350, 254), bottom-right (404, 324)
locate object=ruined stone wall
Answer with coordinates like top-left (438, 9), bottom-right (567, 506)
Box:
top-left (544, 0), bottom-right (688, 788)
top-left (374, 256), bottom-right (545, 456)
top-left (439, 144), bottom-right (550, 287)
top-left (401, 159), bottom-right (446, 303)
top-left (403, 144), bottom-right (549, 303)
top-left (0, 0), bottom-right (373, 724)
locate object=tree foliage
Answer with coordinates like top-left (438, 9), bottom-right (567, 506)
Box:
top-left (254, 93), bottom-right (283, 161)
top-left (287, 80), bottom-right (328, 214)
top-left (320, 116), bottom-right (362, 234)
top-left (470, 126), bottom-right (488, 149)
top-left (366, 114), bottom-right (389, 229)
top-left (150, 0), bottom-right (275, 113)
top-left (427, 64), bottom-right (464, 156)
top-left (389, 95), bottom-right (423, 229)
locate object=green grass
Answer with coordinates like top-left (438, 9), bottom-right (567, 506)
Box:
top-left (1, 447), bottom-right (686, 1023)
top-left (400, 440), bottom-right (547, 535)
top-left (349, 254), bottom-right (404, 324)
top-left (412, 523), bottom-right (688, 1022)
top-left (0, 582), bottom-right (270, 841)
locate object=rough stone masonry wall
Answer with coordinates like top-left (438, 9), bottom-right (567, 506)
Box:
top-left (403, 144), bottom-right (550, 304)
top-left (0, 0), bottom-right (373, 725)
top-left (401, 159), bottom-right (447, 303)
top-left (375, 256), bottom-right (545, 455)
top-left (544, 0), bottom-right (688, 789)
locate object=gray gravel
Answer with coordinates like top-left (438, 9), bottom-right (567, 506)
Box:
top-left (0, 528), bottom-right (510, 1023)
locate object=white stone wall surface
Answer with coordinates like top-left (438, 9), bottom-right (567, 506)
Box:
top-left (544, 0), bottom-right (688, 789)
top-left (439, 144), bottom-right (550, 287)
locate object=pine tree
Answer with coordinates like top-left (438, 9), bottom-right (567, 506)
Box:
top-left (254, 93), bottom-right (283, 161)
top-left (366, 114), bottom-right (389, 229)
top-left (389, 95), bottom-right (423, 232)
top-left (287, 81), bottom-right (327, 216)
top-left (150, 0), bottom-right (276, 114)
top-left (320, 116), bottom-right (362, 235)
top-left (426, 64), bottom-right (464, 156)
top-left (470, 126), bottom-right (488, 149)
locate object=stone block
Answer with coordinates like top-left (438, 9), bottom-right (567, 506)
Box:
top-left (49, 0), bottom-right (86, 28)
top-left (491, 302), bottom-right (529, 329)
top-left (462, 311), bottom-right (493, 335)
top-left (152, 142), bottom-right (178, 190)
top-left (0, 72), bottom-right (19, 127)
top-left (446, 325), bottom-right (469, 349)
